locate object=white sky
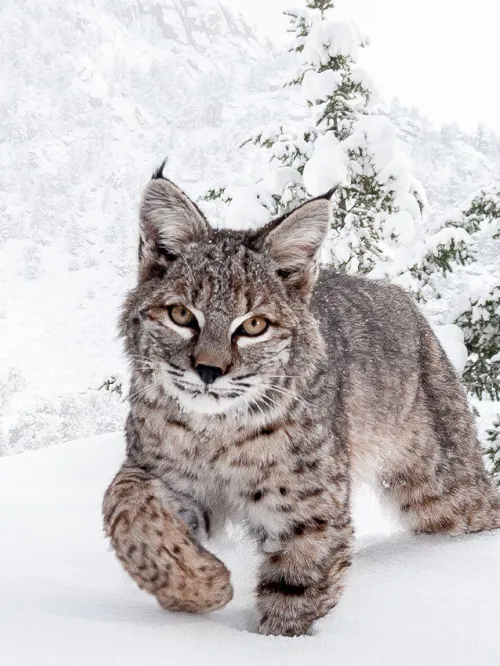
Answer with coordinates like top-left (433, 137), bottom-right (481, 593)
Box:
top-left (225, 0), bottom-right (500, 132)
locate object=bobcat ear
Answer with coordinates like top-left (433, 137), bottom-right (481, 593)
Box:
top-left (138, 162), bottom-right (210, 279)
top-left (250, 195), bottom-right (332, 296)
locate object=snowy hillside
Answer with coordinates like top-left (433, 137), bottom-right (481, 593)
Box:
top-left (1, 0), bottom-right (500, 455)
top-left (388, 99), bottom-right (500, 222)
top-left (0, 0), bottom-right (287, 454)
top-left (1, 432), bottom-right (499, 665)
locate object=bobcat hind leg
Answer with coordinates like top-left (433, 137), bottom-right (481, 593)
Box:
top-left (380, 322), bottom-right (500, 535)
top-left (379, 393), bottom-right (500, 535)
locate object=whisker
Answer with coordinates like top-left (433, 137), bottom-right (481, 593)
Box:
top-left (266, 385), bottom-right (311, 412)
top-left (127, 355), bottom-right (185, 377)
top-left (248, 395), bottom-right (268, 420)
top-left (172, 379), bottom-right (201, 392)
top-left (126, 381), bottom-right (164, 402)
top-left (267, 383), bottom-right (305, 397)
top-left (236, 394), bottom-right (252, 422)
top-left (257, 393), bottom-right (283, 411)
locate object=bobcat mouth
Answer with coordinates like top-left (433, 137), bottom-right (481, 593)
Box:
top-left (171, 380), bottom-right (240, 401)
top-left (161, 366), bottom-right (266, 415)
top-left (168, 378), bottom-right (248, 415)
top-left (183, 388), bottom-right (240, 401)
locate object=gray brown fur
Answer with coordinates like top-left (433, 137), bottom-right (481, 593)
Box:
top-left (103, 169), bottom-right (500, 637)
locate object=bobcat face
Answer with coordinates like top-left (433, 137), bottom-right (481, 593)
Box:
top-left (121, 167), bottom-right (331, 416)
top-left (128, 241), bottom-right (297, 415)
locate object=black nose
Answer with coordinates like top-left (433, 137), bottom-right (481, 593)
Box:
top-left (195, 364), bottom-right (224, 385)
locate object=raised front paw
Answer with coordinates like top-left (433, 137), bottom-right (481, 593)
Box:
top-left (104, 478), bottom-right (233, 614)
top-left (157, 547), bottom-right (233, 613)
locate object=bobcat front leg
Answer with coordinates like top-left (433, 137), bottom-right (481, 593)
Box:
top-left (255, 479), bottom-right (353, 636)
top-left (103, 462), bottom-right (233, 613)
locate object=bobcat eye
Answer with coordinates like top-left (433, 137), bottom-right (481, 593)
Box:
top-left (237, 316), bottom-right (269, 337)
top-left (169, 304), bottom-right (197, 328)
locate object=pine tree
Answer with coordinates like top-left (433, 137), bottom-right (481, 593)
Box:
top-left (411, 184), bottom-right (500, 482)
top-left (408, 184), bottom-right (500, 294)
top-left (205, 0), bottom-right (424, 275)
top-left (453, 186), bottom-right (500, 408)
top-left (474, 122), bottom-right (489, 153)
top-left (486, 418), bottom-right (500, 485)
top-left (457, 285), bottom-right (500, 400)
top-left (458, 186), bottom-right (500, 235)
top-left (407, 225), bottom-right (474, 301)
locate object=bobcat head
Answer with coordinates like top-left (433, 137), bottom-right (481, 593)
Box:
top-left (120, 166), bottom-right (332, 416)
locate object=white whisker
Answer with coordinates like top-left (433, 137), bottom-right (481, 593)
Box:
top-left (126, 381), bottom-right (164, 402)
top-left (248, 395), bottom-right (268, 420)
top-left (257, 393), bottom-right (283, 411)
top-left (266, 384), bottom-right (312, 413)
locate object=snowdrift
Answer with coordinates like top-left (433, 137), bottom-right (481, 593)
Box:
top-left (1, 433), bottom-right (499, 665)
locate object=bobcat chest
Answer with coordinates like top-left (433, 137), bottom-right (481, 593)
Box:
top-left (199, 423), bottom-right (302, 537)
top-left (160, 417), bottom-right (294, 495)
top-left (180, 420), bottom-right (290, 473)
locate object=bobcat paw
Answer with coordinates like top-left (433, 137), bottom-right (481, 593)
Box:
top-left (104, 479), bottom-right (232, 614)
top-left (157, 550), bottom-right (233, 613)
top-left (258, 614), bottom-right (313, 637)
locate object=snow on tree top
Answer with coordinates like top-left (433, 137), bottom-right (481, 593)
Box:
top-left (302, 20), bottom-right (362, 66)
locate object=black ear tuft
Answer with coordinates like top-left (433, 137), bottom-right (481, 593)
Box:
top-left (151, 158), bottom-right (169, 181)
top-left (319, 186), bottom-right (339, 202)
top-left (138, 171), bottom-right (212, 282)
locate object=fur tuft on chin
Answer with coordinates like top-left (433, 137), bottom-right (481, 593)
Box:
top-left (174, 391), bottom-right (245, 416)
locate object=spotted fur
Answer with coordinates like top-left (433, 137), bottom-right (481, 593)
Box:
top-left (103, 168), bottom-right (500, 636)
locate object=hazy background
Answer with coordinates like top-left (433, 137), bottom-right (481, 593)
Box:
top-left (227, 0), bottom-right (499, 131)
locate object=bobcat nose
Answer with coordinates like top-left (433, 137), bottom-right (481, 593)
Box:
top-left (195, 364), bottom-right (224, 385)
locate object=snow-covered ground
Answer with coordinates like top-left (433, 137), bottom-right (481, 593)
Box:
top-left (1, 432), bottom-right (499, 665)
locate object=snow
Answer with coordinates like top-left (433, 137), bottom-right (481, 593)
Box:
top-left (303, 21), bottom-right (361, 66)
top-left (302, 68), bottom-right (342, 101)
top-left (382, 210), bottom-right (416, 244)
top-left (394, 192), bottom-right (427, 220)
top-left (1, 432), bottom-right (499, 665)
top-left (223, 167), bottom-right (304, 228)
top-left (427, 226), bottom-right (473, 252)
top-left (302, 132), bottom-right (348, 195)
top-left (346, 115), bottom-right (398, 173)
top-left (432, 323), bottom-right (469, 374)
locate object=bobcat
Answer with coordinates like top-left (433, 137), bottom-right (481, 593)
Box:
top-left (103, 164), bottom-right (500, 636)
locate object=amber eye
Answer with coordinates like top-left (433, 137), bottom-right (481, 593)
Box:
top-left (169, 304), bottom-right (196, 327)
top-left (238, 316), bottom-right (269, 337)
